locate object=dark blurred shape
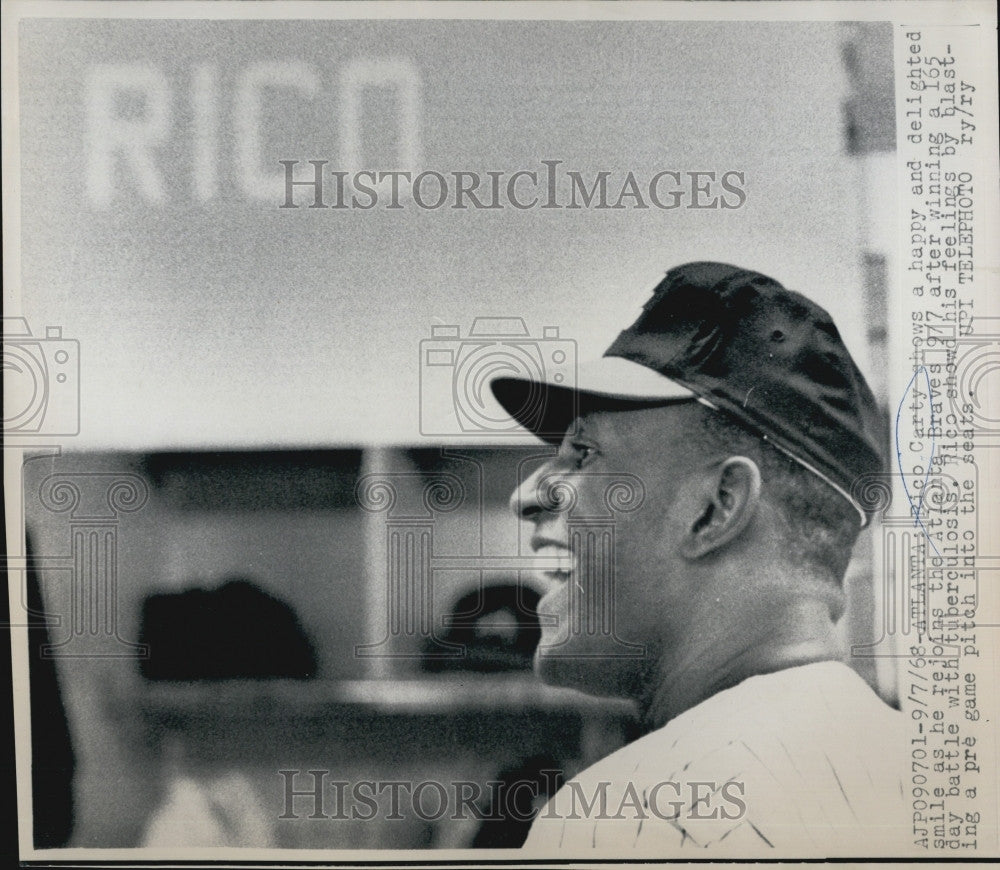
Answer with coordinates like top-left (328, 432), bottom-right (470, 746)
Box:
top-left (140, 449), bottom-right (364, 512)
top-left (472, 754), bottom-right (564, 848)
top-left (24, 528), bottom-right (76, 848)
top-left (423, 584), bottom-right (541, 673)
top-left (138, 578), bottom-right (318, 680)
top-left (842, 23), bottom-right (896, 154)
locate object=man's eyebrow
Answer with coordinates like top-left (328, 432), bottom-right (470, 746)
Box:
top-left (557, 420), bottom-right (592, 451)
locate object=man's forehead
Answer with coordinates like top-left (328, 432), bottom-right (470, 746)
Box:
top-left (568, 398), bottom-right (701, 442)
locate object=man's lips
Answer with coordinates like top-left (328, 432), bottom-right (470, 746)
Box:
top-left (530, 540), bottom-right (575, 582)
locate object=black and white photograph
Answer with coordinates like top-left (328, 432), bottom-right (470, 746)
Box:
top-left (3, 0), bottom-right (998, 864)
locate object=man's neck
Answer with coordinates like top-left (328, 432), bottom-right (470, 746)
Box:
top-left (639, 592), bottom-right (844, 732)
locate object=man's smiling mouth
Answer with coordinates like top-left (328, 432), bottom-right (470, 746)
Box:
top-left (530, 541), bottom-right (575, 583)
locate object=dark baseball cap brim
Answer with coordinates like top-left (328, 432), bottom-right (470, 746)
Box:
top-left (491, 352), bottom-right (871, 527)
top-left (490, 356), bottom-right (695, 445)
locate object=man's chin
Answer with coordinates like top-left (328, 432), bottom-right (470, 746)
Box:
top-left (532, 647), bottom-right (622, 699)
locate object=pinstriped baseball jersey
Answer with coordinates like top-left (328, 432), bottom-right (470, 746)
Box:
top-left (524, 660), bottom-right (910, 855)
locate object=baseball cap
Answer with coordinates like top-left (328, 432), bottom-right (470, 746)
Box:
top-left (489, 261), bottom-right (885, 525)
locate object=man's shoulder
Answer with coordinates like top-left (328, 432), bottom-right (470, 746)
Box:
top-left (581, 660), bottom-right (904, 779)
top-left (524, 661), bottom-right (910, 854)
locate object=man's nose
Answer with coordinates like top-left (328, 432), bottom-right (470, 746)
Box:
top-left (509, 462), bottom-right (553, 522)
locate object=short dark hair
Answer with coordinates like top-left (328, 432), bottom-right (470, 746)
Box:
top-left (696, 405), bottom-right (861, 581)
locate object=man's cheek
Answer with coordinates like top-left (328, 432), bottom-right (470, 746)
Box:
top-left (537, 583), bottom-right (568, 633)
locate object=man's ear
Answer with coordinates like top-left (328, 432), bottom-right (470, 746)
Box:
top-left (679, 456), bottom-right (762, 559)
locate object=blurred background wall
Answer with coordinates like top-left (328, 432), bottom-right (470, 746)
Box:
top-left (15, 19), bottom-right (885, 447)
top-left (10, 17), bottom-right (895, 850)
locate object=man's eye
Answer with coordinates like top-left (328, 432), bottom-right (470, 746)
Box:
top-left (572, 443), bottom-right (596, 467)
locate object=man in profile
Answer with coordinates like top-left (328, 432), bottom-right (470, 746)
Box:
top-left (490, 261), bottom-right (908, 854)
